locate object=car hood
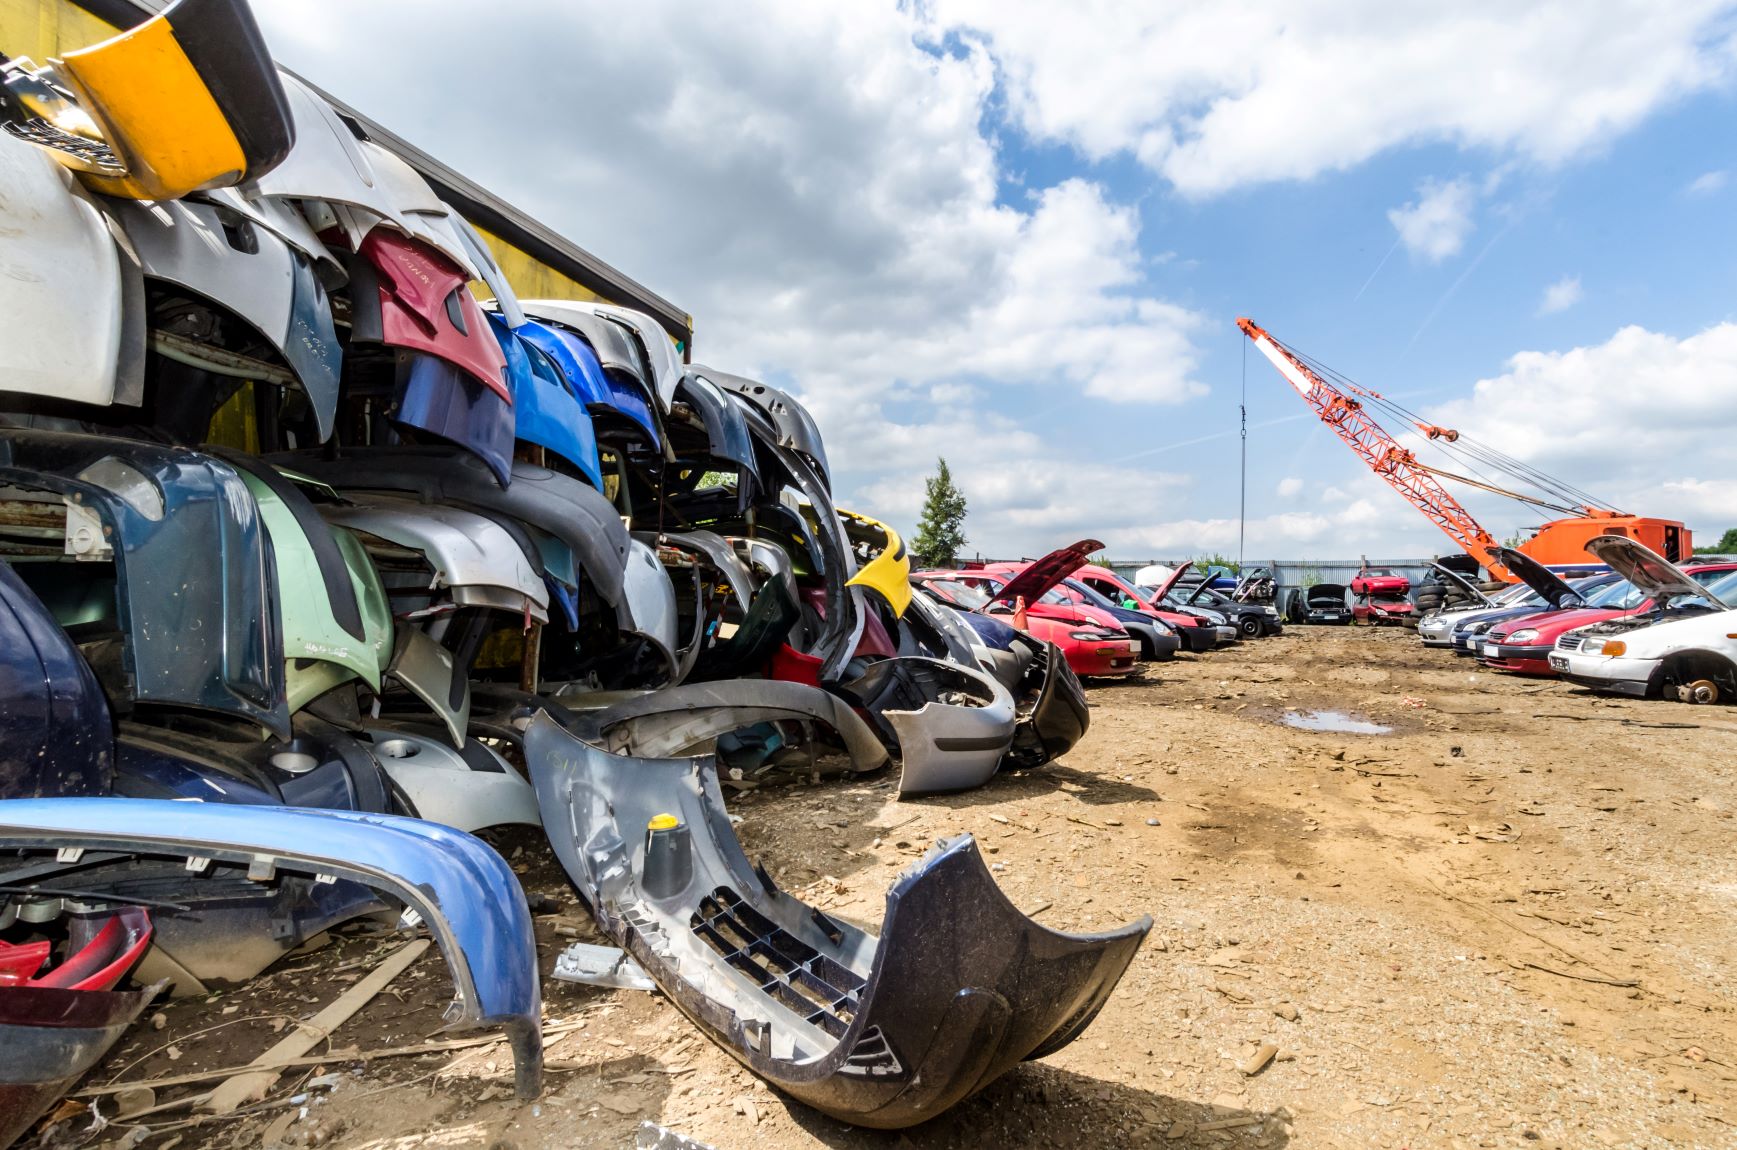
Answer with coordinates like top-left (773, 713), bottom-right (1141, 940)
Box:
top-left (1585, 536), bottom-right (1731, 608)
top-left (993, 540), bottom-right (1106, 607)
top-left (1493, 606), bottom-right (1625, 639)
top-left (1429, 562), bottom-right (1496, 607)
top-left (1489, 547), bottom-right (1587, 609)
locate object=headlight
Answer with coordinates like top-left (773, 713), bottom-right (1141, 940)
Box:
top-left (1465, 622), bottom-right (1491, 635)
top-left (1070, 630), bottom-right (1110, 641)
top-left (1507, 629), bottom-right (1539, 644)
top-left (1263, 606), bottom-right (1278, 615)
top-left (1596, 639), bottom-right (1627, 657)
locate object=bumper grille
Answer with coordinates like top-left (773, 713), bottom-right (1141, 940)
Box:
top-left (1556, 635), bottom-right (1585, 653)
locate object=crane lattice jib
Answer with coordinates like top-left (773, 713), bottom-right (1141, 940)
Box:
top-left (1236, 317), bottom-right (1505, 574)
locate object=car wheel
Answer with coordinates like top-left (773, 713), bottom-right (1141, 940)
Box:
top-left (1661, 652), bottom-right (1737, 704)
top-left (1238, 616), bottom-right (1262, 638)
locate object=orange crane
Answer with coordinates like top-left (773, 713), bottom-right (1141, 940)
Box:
top-left (1236, 317), bottom-right (1690, 581)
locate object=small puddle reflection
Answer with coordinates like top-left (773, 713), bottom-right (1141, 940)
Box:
top-left (1281, 710), bottom-right (1391, 734)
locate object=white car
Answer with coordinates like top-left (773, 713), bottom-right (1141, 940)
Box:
top-left (1550, 538), bottom-right (1737, 702)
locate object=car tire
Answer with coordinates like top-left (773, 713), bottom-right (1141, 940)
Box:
top-left (1238, 616), bottom-right (1262, 638)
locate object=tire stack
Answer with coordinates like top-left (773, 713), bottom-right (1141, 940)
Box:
top-left (1413, 575), bottom-right (1485, 621)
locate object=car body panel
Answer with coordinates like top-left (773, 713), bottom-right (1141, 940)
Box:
top-left (837, 656), bottom-right (1017, 794)
top-left (0, 430), bottom-right (289, 736)
top-left (0, 557), bottom-right (114, 799)
top-left (696, 367), bottom-right (831, 490)
top-left (111, 195), bottom-right (342, 440)
top-left (393, 352), bottom-right (517, 488)
top-left (0, 132), bottom-right (128, 408)
top-left (586, 303), bottom-right (683, 411)
top-left (1585, 536), bottom-right (1733, 608)
top-left (364, 727), bottom-right (540, 832)
top-left (676, 370), bottom-right (761, 495)
top-left (354, 229), bottom-right (510, 403)
top-left (590, 679), bottom-right (889, 774)
top-left (320, 495), bottom-right (550, 625)
top-left (991, 540), bottom-right (1105, 608)
top-left (274, 447), bottom-right (632, 619)
top-left (0, 798), bottom-right (544, 1098)
top-left (232, 467), bottom-right (390, 710)
top-left (0, 980), bottom-right (161, 1149)
top-left (839, 509), bottom-right (912, 618)
top-left (19, 0), bottom-right (291, 200)
top-left (1489, 547), bottom-right (1588, 610)
top-left (517, 302), bottom-right (661, 444)
top-left (525, 711), bottom-right (1147, 1127)
top-left (489, 314), bottom-right (605, 491)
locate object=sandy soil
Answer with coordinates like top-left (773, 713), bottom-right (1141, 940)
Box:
top-left (72, 627), bottom-right (1737, 1150)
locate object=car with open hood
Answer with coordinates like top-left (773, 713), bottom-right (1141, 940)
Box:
top-left (1477, 545), bottom-right (1737, 675)
top-left (913, 541), bottom-right (1139, 679)
top-left (1446, 568), bottom-right (1619, 655)
top-left (1068, 562), bottom-right (1222, 652)
top-left (1054, 578), bottom-right (1182, 660)
top-left (1173, 578), bottom-right (1283, 637)
top-left (1549, 539), bottom-right (1737, 700)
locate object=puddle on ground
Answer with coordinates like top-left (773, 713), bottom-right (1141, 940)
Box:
top-left (1280, 709), bottom-right (1392, 735)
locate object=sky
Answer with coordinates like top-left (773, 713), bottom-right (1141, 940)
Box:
top-left (257, 1), bottom-right (1737, 562)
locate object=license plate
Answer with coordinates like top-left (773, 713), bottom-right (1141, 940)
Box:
top-left (1483, 643), bottom-right (1499, 657)
top-left (1549, 655), bottom-right (1567, 670)
top-left (1127, 640), bottom-right (1141, 653)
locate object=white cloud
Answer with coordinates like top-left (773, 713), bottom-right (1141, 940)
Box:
top-left (1276, 476), bottom-right (1304, 498)
top-left (1387, 177), bottom-right (1477, 262)
top-left (257, 3), bottom-right (1204, 412)
top-left (1538, 275), bottom-right (1584, 315)
top-left (928, 1), bottom-right (1737, 195)
top-left (1687, 169), bottom-right (1729, 195)
top-left (1425, 322), bottom-right (1737, 542)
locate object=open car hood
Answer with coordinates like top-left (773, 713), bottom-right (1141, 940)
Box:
top-left (1429, 562), bottom-right (1496, 607)
top-left (1144, 560), bottom-right (1193, 605)
top-left (1490, 546), bottom-right (1588, 610)
top-left (992, 540), bottom-right (1106, 607)
top-left (1584, 536), bottom-right (1730, 607)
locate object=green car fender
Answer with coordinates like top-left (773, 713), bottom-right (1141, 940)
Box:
top-left (236, 469), bottom-right (391, 712)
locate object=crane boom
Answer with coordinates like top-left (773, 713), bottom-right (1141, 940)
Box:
top-left (1236, 317), bottom-right (1510, 578)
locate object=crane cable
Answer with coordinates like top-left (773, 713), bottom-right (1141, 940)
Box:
top-left (1280, 339), bottom-right (1619, 515)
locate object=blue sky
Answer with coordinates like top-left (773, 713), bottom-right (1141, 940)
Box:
top-left (261, 1), bottom-right (1737, 562)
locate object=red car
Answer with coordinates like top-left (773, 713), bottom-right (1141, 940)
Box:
top-left (912, 540), bottom-right (1140, 678)
top-left (1067, 561), bottom-right (1223, 652)
top-left (1477, 548), bottom-right (1737, 675)
top-left (1349, 566), bottom-right (1410, 597)
top-left (1350, 566), bottom-right (1415, 625)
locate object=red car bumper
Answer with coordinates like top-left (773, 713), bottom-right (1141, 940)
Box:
top-left (1061, 638), bottom-right (1140, 677)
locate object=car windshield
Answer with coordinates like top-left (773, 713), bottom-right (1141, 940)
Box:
top-left (1038, 587), bottom-right (1072, 606)
top-left (1067, 580), bottom-right (1119, 610)
top-left (1363, 568), bottom-right (1396, 577)
top-left (1701, 569), bottom-right (1737, 602)
top-left (922, 578), bottom-right (995, 609)
top-left (1585, 578), bottom-right (1646, 610)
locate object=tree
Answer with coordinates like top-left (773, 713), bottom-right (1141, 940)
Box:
top-left (1695, 527), bottom-right (1737, 555)
top-left (912, 457), bottom-right (968, 567)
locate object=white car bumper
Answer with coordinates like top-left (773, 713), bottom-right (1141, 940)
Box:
top-left (1548, 649), bottom-right (1661, 696)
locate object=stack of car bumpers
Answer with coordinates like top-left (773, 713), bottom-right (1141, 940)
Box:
top-left (0, 0), bottom-right (1145, 1136)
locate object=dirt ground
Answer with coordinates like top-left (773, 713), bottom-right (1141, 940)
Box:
top-left (73, 627), bottom-right (1737, 1150)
